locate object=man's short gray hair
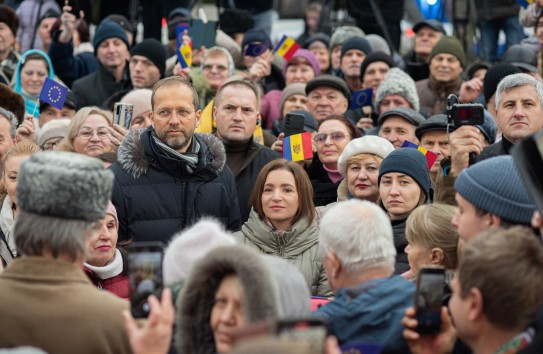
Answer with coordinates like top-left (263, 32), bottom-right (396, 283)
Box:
top-left (0, 107), bottom-right (19, 138)
top-left (495, 73), bottom-right (543, 111)
top-left (319, 199), bottom-right (396, 275)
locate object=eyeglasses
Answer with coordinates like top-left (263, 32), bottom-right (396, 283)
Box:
top-left (313, 131), bottom-right (349, 144)
top-left (77, 128), bottom-right (110, 140)
top-left (155, 108), bottom-right (195, 118)
top-left (202, 64), bottom-right (228, 72)
top-left (41, 138), bottom-right (62, 150)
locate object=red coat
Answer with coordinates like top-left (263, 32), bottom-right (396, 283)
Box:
top-left (84, 267), bottom-right (130, 300)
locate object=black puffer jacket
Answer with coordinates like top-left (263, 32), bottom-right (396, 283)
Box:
top-left (110, 128), bottom-right (241, 244)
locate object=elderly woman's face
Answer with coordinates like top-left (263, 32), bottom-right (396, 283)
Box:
top-left (3, 154), bottom-right (31, 207)
top-left (282, 94), bottom-right (308, 117)
top-left (211, 274), bottom-right (246, 354)
top-left (346, 155), bottom-right (381, 202)
top-left (379, 172), bottom-right (423, 218)
top-left (285, 63), bottom-right (315, 85)
top-left (314, 119), bottom-right (352, 169)
top-left (72, 114), bottom-right (112, 157)
top-left (20, 59), bottom-right (48, 96)
top-left (85, 213), bottom-right (118, 267)
top-left (202, 54), bottom-right (230, 89)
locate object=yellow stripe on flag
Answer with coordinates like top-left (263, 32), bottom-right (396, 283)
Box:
top-left (276, 37), bottom-right (296, 57)
top-left (417, 146), bottom-right (428, 155)
top-left (289, 133), bottom-right (304, 161)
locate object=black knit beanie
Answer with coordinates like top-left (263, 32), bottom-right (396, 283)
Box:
top-left (0, 5), bottom-right (18, 36)
top-left (360, 51), bottom-right (395, 79)
top-left (93, 19), bottom-right (130, 51)
top-left (340, 37), bottom-right (372, 60)
top-left (130, 38), bottom-right (167, 77)
top-left (378, 148), bottom-right (431, 201)
top-left (483, 63), bottom-right (521, 104)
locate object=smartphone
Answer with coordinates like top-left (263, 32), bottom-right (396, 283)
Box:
top-left (415, 267), bottom-right (445, 335)
top-left (127, 242), bottom-right (164, 318)
top-left (113, 102), bottom-right (133, 129)
top-left (283, 112), bottom-right (306, 137)
top-left (276, 318), bottom-right (329, 353)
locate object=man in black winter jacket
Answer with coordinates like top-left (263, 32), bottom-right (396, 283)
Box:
top-left (110, 77), bottom-right (241, 243)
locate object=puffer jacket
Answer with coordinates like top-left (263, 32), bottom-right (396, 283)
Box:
top-left (233, 209), bottom-right (331, 297)
top-left (177, 245), bottom-right (280, 354)
top-left (110, 128), bottom-right (241, 244)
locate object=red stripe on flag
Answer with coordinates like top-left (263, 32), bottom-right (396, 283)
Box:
top-left (301, 132), bottom-right (313, 160)
top-left (283, 43), bottom-right (300, 61)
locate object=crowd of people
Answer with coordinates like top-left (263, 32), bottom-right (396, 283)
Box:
top-left (0, 0), bottom-right (543, 353)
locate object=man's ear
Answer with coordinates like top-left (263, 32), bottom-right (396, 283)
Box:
top-left (195, 110), bottom-right (201, 129)
top-left (467, 287), bottom-right (484, 322)
top-left (327, 251), bottom-right (342, 279)
top-left (489, 214), bottom-right (502, 227)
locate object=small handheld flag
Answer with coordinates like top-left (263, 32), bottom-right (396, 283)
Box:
top-left (401, 140), bottom-right (438, 169)
top-left (517, 0), bottom-right (533, 9)
top-left (177, 43), bottom-right (192, 68)
top-left (350, 88), bottom-right (373, 110)
top-left (245, 41), bottom-right (270, 57)
top-left (273, 35), bottom-right (300, 61)
top-left (283, 132), bottom-right (313, 162)
top-left (340, 343), bottom-right (382, 354)
top-left (39, 77), bottom-right (68, 110)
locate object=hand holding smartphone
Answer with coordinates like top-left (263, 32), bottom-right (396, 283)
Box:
top-left (113, 103), bottom-right (133, 130)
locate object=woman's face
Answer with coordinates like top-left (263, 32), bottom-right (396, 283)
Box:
top-left (346, 156), bottom-right (381, 202)
top-left (362, 61), bottom-right (390, 93)
top-left (285, 63), bottom-right (315, 85)
top-left (405, 242), bottom-right (432, 277)
top-left (3, 154), bottom-right (31, 206)
top-left (315, 119), bottom-right (352, 169)
top-left (261, 169), bottom-right (299, 231)
top-left (85, 213), bottom-right (118, 267)
top-left (281, 94), bottom-right (308, 117)
top-left (379, 172), bottom-right (422, 218)
top-left (211, 275), bottom-right (246, 354)
top-left (202, 54), bottom-right (230, 89)
top-left (72, 114), bottom-right (112, 157)
top-left (308, 45), bottom-right (330, 73)
top-left (20, 59), bottom-right (48, 96)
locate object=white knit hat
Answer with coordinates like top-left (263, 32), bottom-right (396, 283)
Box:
top-left (337, 136), bottom-right (395, 177)
top-left (374, 68), bottom-right (420, 113)
top-left (162, 218), bottom-right (236, 285)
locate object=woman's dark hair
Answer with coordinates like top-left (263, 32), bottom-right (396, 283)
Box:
top-left (317, 115), bottom-right (361, 139)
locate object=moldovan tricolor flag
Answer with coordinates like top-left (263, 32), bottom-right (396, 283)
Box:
top-left (274, 35), bottom-right (300, 61)
top-left (401, 140), bottom-right (438, 169)
top-left (283, 132), bottom-right (313, 162)
top-left (177, 43), bottom-right (192, 68)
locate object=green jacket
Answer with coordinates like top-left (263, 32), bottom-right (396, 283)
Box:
top-left (233, 209), bottom-right (332, 297)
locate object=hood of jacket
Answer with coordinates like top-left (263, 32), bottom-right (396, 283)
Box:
top-left (177, 245), bottom-right (280, 354)
top-left (117, 128), bottom-right (227, 179)
top-left (235, 209), bottom-right (319, 258)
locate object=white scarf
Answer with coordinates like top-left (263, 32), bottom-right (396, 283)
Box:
top-left (0, 195), bottom-right (17, 256)
top-left (84, 249), bottom-right (124, 279)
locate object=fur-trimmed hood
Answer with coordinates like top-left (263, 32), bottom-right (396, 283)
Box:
top-left (116, 128), bottom-right (227, 179)
top-left (177, 245), bottom-right (280, 354)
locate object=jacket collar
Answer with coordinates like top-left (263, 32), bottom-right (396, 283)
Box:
top-left (1, 257), bottom-right (91, 284)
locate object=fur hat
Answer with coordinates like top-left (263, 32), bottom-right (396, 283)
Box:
top-left (279, 83), bottom-right (306, 113)
top-left (17, 152), bottom-right (114, 221)
top-left (378, 148), bottom-right (431, 200)
top-left (378, 107), bottom-right (425, 127)
top-left (429, 36), bottom-right (466, 68)
top-left (329, 25), bottom-right (365, 50)
top-left (162, 218), bottom-right (236, 285)
top-left (483, 63), bottom-right (521, 104)
top-left (130, 38), bottom-right (167, 77)
top-left (455, 156), bottom-right (535, 224)
top-left (0, 5), bottom-right (18, 36)
top-left (219, 8), bottom-right (254, 35)
top-left (360, 51), bottom-right (395, 79)
top-left (282, 49), bottom-right (321, 78)
top-left (374, 68), bottom-right (419, 113)
top-left (93, 19), bottom-right (129, 51)
top-left (0, 84), bottom-right (25, 124)
top-left (338, 136), bottom-right (395, 176)
top-left (340, 37), bottom-right (372, 60)
top-left (120, 89), bottom-right (152, 120)
top-left (36, 118), bottom-right (70, 148)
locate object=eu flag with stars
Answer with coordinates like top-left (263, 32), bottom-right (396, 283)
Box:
top-left (245, 41), bottom-right (270, 57)
top-left (350, 88), bottom-right (373, 110)
top-left (39, 77), bottom-right (68, 110)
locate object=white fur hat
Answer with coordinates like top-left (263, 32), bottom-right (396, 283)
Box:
top-left (162, 218), bottom-right (236, 285)
top-left (337, 136), bottom-right (395, 177)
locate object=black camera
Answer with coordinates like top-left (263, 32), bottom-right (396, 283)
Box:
top-left (447, 95), bottom-right (485, 127)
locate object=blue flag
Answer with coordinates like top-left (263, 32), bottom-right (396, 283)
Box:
top-left (39, 77), bottom-right (68, 110)
top-left (340, 343), bottom-right (382, 354)
top-left (517, 0), bottom-right (533, 9)
top-left (244, 41), bottom-right (270, 57)
top-left (350, 88), bottom-right (373, 110)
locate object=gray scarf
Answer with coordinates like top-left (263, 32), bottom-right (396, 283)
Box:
top-left (151, 131), bottom-right (200, 173)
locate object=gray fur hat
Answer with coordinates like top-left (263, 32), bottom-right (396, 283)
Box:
top-left (17, 152), bottom-right (114, 221)
top-left (375, 68), bottom-right (420, 113)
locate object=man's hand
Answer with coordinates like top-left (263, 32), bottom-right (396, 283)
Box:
top-left (15, 115), bottom-right (35, 143)
top-left (248, 51), bottom-right (273, 82)
top-left (58, 2), bottom-right (79, 44)
top-left (458, 78), bottom-right (483, 104)
top-left (449, 125), bottom-right (483, 176)
top-left (402, 306), bottom-right (456, 354)
top-left (123, 288), bottom-right (175, 354)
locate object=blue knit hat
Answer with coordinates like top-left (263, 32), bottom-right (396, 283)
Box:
top-left (378, 148), bottom-right (431, 200)
top-left (93, 19), bottom-right (130, 52)
top-left (455, 156), bottom-right (535, 225)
